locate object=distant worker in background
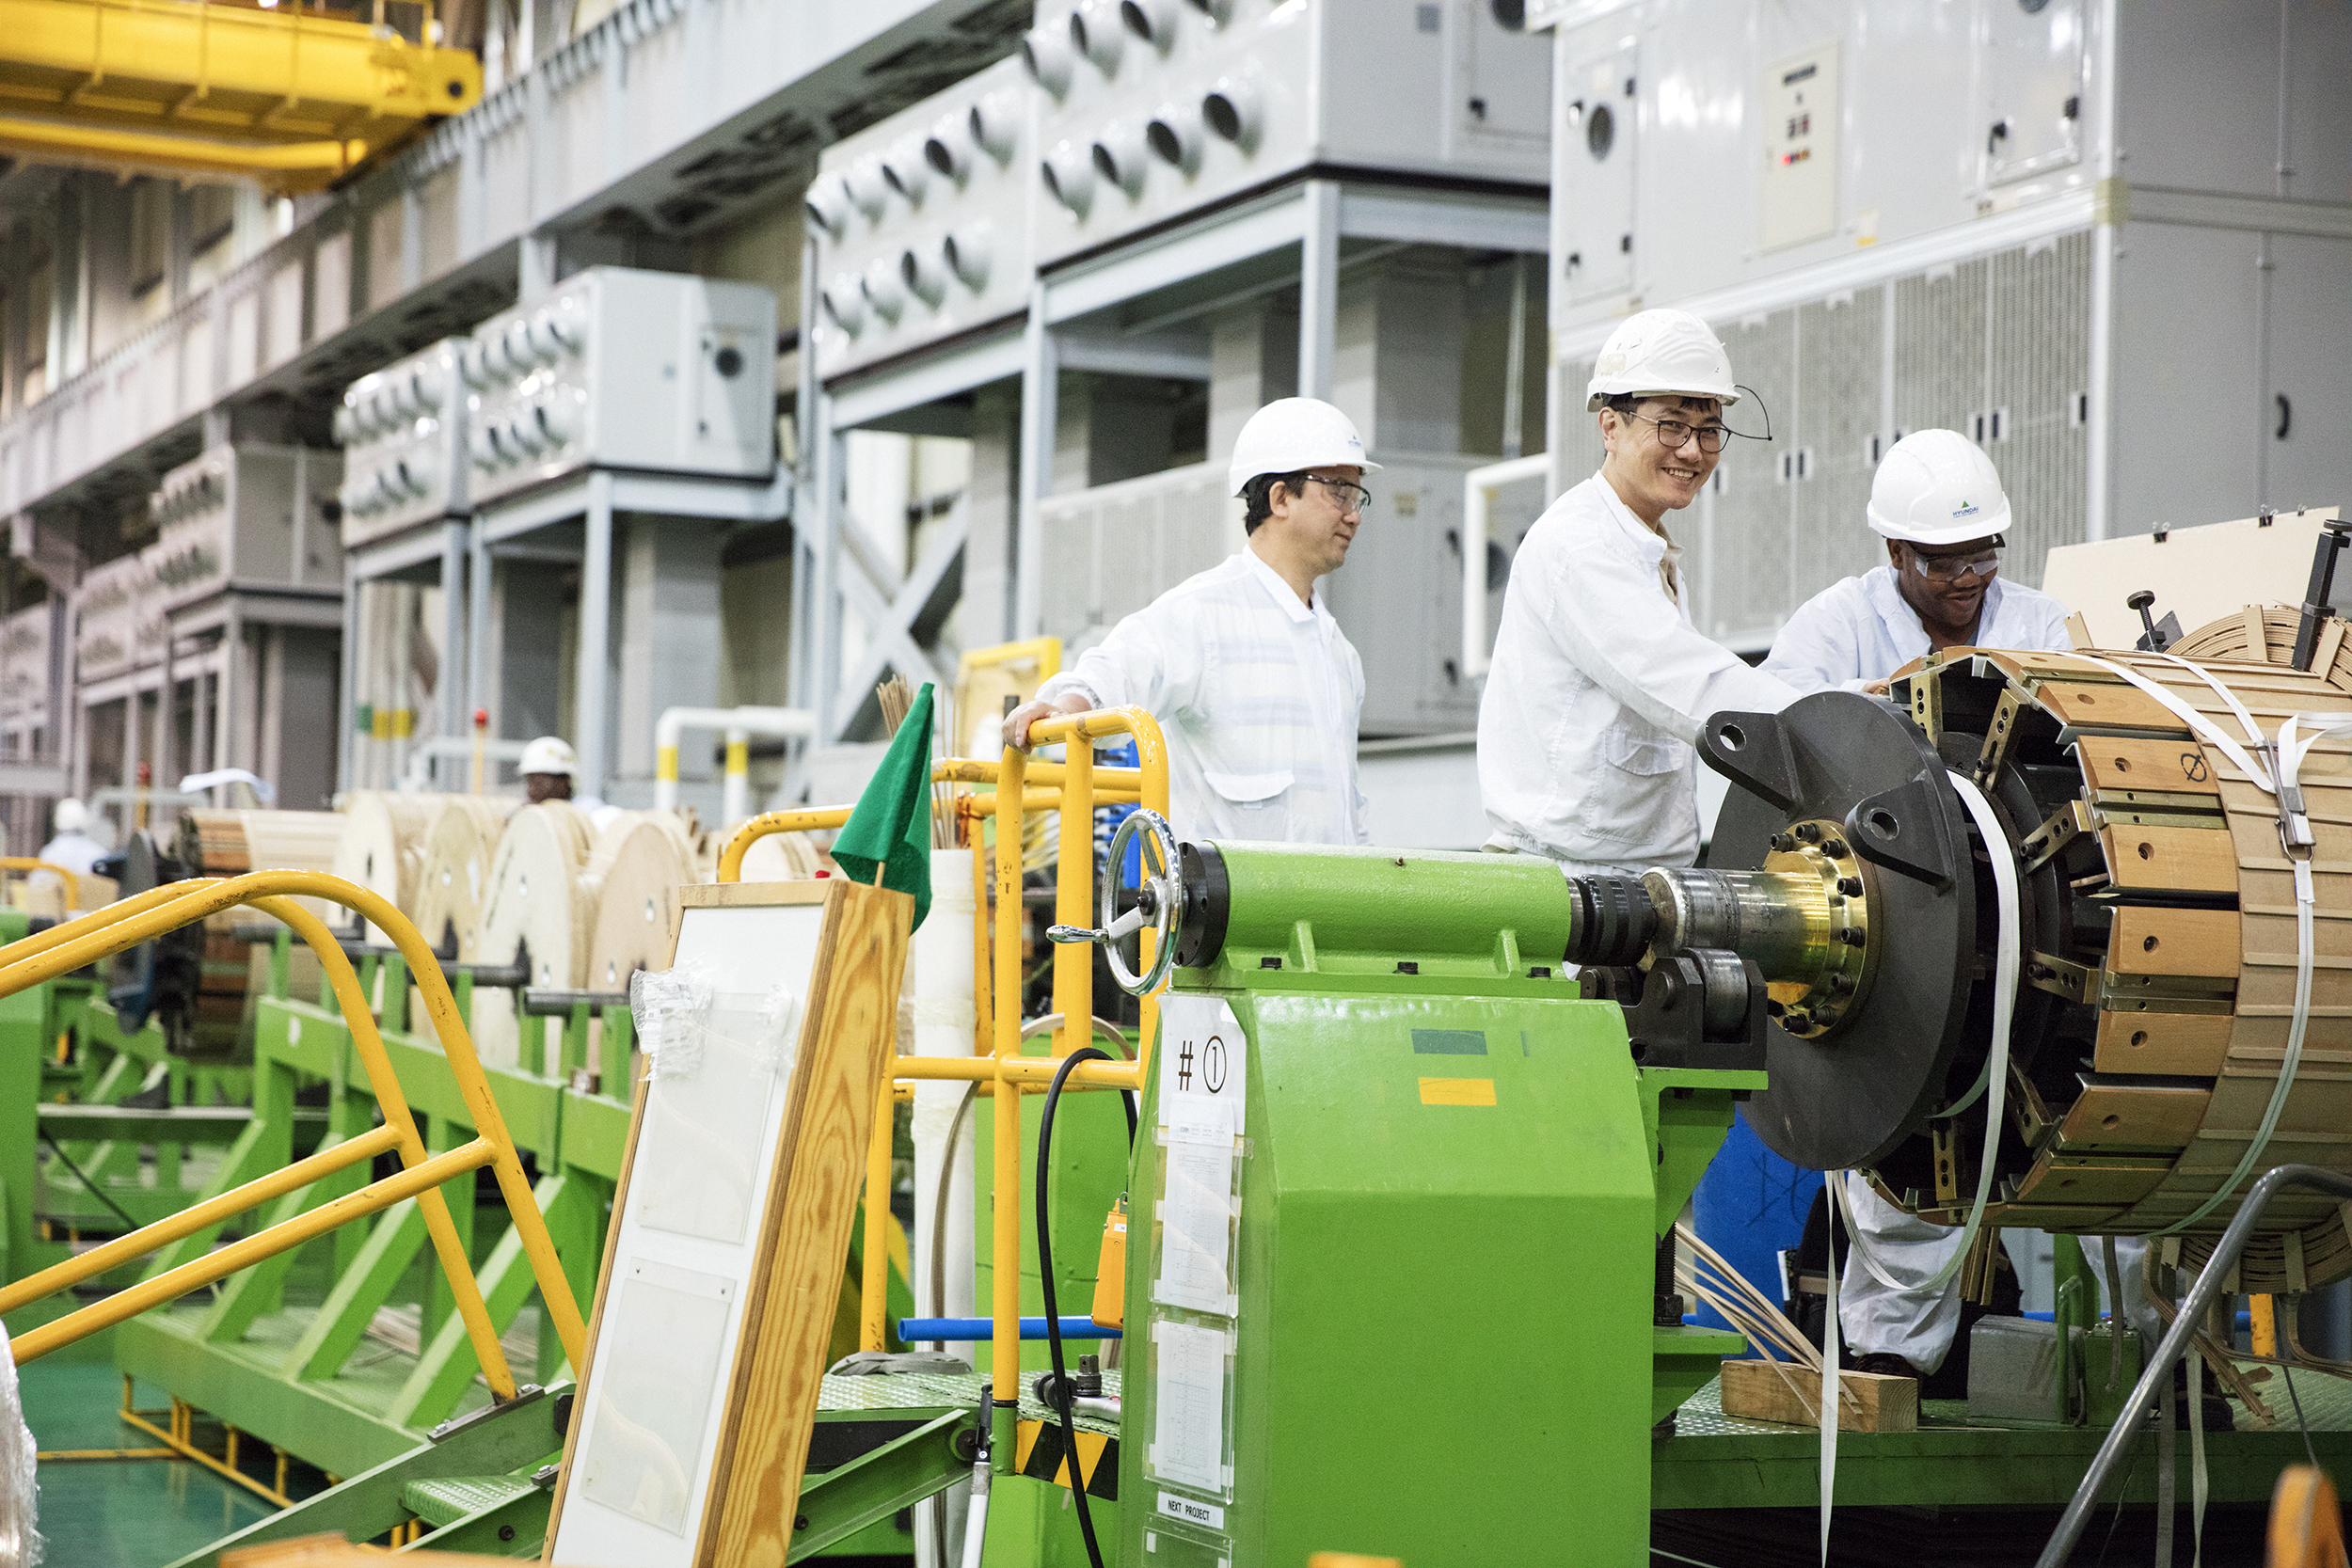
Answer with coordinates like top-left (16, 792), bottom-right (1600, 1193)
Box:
top-left (37, 798), bottom-right (104, 888)
top-left (519, 736), bottom-right (617, 827)
top-left (1478, 309), bottom-right (1798, 871)
top-left (1762, 428), bottom-right (2072, 696)
top-left (1760, 433), bottom-right (2150, 1402)
top-left (1002, 397), bottom-right (1373, 845)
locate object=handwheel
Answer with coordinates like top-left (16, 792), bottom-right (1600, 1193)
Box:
top-left (1045, 807), bottom-right (1184, 996)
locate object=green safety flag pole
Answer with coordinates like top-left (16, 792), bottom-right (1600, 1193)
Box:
top-left (831, 680), bottom-right (935, 930)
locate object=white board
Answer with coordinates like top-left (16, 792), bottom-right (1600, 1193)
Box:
top-left (2042, 506), bottom-right (2344, 649)
top-left (547, 884), bottom-right (827, 1567)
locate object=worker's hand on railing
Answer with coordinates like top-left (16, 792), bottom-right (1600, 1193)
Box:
top-left (1003, 691), bottom-right (1092, 752)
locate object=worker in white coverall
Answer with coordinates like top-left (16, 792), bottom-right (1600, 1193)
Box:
top-left (36, 799), bottom-right (104, 883)
top-left (1478, 309), bottom-right (1798, 873)
top-left (1763, 430), bottom-right (2153, 1385)
top-left (1002, 398), bottom-right (1372, 846)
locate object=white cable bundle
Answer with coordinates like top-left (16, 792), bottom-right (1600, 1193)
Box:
top-left (0, 1319), bottom-right (39, 1567)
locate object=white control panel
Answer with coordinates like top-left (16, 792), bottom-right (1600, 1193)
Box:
top-left (807, 55), bottom-right (1036, 380)
top-left (463, 266), bottom-right (777, 508)
top-left (145, 444), bottom-right (344, 615)
top-left (334, 339), bottom-right (469, 547)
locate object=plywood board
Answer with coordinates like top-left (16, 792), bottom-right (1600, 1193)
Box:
top-left (1717, 1360), bottom-right (1917, 1432)
top-left (2107, 907), bottom-right (2241, 977)
top-left (2093, 1010), bottom-right (2234, 1077)
top-left (2056, 1080), bottom-right (2212, 1151)
top-left (2033, 682), bottom-right (2187, 734)
top-left (2041, 508), bottom-right (2344, 650)
top-left (543, 879), bottom-right (909, 1568)
top-left (2074, 737), bottom-right (2221, 800)
top-left (2097, 824), bottom-right (2239, 894)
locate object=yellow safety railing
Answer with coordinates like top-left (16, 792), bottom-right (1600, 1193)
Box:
top-left (0, 857), bottom-right (82, 909)
top-left (717, 708), bottom-right (1168, 1377)
top-left (0, 871), bottom-right (587, 1388)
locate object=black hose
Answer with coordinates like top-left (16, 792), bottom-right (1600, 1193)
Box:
top-left (1037, 1046), bottom-right (1112, 1568)
top-left (40, 1125), bottom-right (143, 1232)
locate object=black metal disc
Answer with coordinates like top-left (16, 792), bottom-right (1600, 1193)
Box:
top-left (1704, 691), bottom-right (1978, 1170)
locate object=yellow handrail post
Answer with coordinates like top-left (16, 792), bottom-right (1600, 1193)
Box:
top-left (1054, 738), bottom-right (1094, 1061)
top-left (861, 1074), bottom-right (893, 1354)
top-left (993, 745), bottom-right (1028, 1404)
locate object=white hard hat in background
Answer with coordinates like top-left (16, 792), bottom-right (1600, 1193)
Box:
top-left (53, 798), bottom-right (87, 834)
top-left (1227, 397), bottom-right (1381, 498)
top-left (1867, 429), bottom-right (2012, 546)
top-left (1584, 309), bottom-right (1740, 411)
top-left (519, 736), bottom-right (578, 776)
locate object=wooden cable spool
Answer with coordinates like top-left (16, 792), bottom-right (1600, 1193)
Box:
top-left (731, 829), bottom-right (833, 883)
top-left (1897, 626), bottom-right (2352, 1291)
top-left (330, 792), bottom-right (437, 943)
top-left (470, 802), bottom-right (596, 1071)
top-left (581, 812), bottom-right (702, 995)
top-left (409, 796), bottom-right (518, 959)
top-left (170, 808), bottom-right (344, 1053)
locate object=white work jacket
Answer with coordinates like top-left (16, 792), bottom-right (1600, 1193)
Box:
top-left (1038, 545), bottom-right (1369, 846)
top-left (1762, 566), bottom-right (2074, 693)
top-left (1477, 473), bottom-right (1799, 870)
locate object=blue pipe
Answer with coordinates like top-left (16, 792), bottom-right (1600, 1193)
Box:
top-left (898, 1316), bottom-right (1122, 1341)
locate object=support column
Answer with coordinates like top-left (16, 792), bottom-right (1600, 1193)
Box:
top-left (788, 236), bottom-right (821, 713)
top-left (336, 563), bottom-right (359, 793)
top-left (1296, 179), bottom-right (1341, 403)
top-left (1012, 279), bottom-right (1057, 639)
top-left (468, 524), bottom-right (492, 730)
top-left (440, 520), bottom-right (469, 786)
top-left (575, 471), bottom-right (615, 801)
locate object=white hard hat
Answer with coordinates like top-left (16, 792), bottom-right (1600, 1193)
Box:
top-left (53, 798), bottom-right (87, 833)
top-left (1226, 398), bottom-right (1381, 498)
top-left (519, 736), bottom-right (578, 776)
top-left (1584, 309), bottom-right (1740, 411)
top-left (1867, 429), bottom-right (2011, 546)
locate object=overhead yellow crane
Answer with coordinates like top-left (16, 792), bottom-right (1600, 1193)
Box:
top-left (0, 0), bottom-right (482, 189)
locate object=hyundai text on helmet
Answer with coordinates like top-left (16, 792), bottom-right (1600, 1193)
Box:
top-left (1584, 309), bottom-right (1740, 411)
top-left (1867, 429), bottom-right (2013, 546)
top-left (1226, 397), bottom-right (1381, 498)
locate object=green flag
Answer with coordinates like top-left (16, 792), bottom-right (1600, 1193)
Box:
top-left (832, 680), bottom-right (936, 930)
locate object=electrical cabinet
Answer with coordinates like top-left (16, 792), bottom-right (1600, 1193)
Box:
top-left (72, 552), bottom-right (158, 687)
top-left (335, 339), bottom-right (469, 548)
top-left (463, 266), bottom-right (776, 509)
top-left (1553, 37), bottom-right (1638, 302)
top-left (1025, 0), bottom-right (1550, 267)
top-left (806, 55), bottom-right (1036, 382)
top-left (145, 444), bottom-right (345, 616)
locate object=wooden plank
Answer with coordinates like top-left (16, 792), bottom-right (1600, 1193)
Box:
top-left (1717, 1359), bottom-right (1917, 1433)
top-left (2206, 1071), bottom-right (2352, 1135)
top-left (2056, 1079), bottom-right (2212, 1150)
top-left (2107, 907), bottom-right (2241, 976)
top-left (2096, 823), bottom-right (2239, 894)
top-left (2093, 1010), bottom-right (2234, 1077)
top-left (679, 879), bottom-right (833, 911)
top-left (704, 879), bottom-right (911, 1566)
top-left (2075, 737), bottom-right (2222, 799)
top-left (2033, 680), bottom-right (2190, 732)
top-left (2010, 1151), bottom-right (2172, 1208)
top-left (1973, 650), bottom-right (2124, 684)
top-left (1989, 1201), bottom-right (2128, 1229)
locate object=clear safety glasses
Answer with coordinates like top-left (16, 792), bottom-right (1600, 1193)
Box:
top-left (1907, 547), bottom-right (2002, 582)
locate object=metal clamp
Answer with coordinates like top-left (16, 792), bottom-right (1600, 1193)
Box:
top-left (1044, 808), bottom-right (1183, 996)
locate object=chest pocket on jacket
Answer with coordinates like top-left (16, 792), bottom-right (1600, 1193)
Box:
top-left (1599, 722), bottom-right (1688, 777)
top-left (1203, 768), bottom-right (1294, 838)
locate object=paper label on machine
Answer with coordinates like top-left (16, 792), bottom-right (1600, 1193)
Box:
top-left (1157, 993), bottom-right (1247, 1138)
top-left (1148, 1319), bottom-right (1233, 1497)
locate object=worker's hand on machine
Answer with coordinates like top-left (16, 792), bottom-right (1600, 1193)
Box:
top-left (1862, 678), bottom-right (1893, 697)
top-left (1003, 691), bottom-right (1094, 752)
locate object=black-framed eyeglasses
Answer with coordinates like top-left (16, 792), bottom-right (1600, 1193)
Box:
top-left (1905, 544), bottom-right (2003, 582)
top-left (1623, 411), bottom-right (1730, 454)
top-left (1300, 475), bottom-right (1372, 514)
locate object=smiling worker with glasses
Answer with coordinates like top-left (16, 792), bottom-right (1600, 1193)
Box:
top-left (1478, 309), bottom-right (1799, 874)
top-left (1763, 428), bottom-right (2072, 696)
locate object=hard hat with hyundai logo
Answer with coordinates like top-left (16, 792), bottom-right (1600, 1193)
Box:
top-left (1867, 429), bottom-right (2011, 546)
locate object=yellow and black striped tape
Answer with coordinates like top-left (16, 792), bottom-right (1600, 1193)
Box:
top-left (1014, 1418), bottom-right (1119, 1500)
